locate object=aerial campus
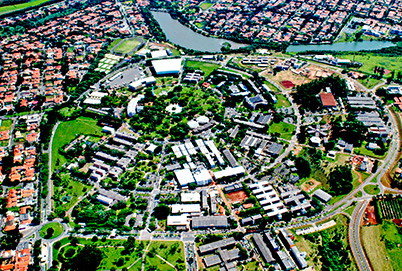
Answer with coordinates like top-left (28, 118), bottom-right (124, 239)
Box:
top-left (0, 0), bottom-right (402, 271)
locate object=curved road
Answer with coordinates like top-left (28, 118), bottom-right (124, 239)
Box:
top-left (349, 200), bottom-right (371, 271)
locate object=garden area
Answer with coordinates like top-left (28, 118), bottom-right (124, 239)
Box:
top-left (375, 195), bottom-right (402, 220)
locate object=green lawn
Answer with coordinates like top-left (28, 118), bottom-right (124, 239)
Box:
top-left (363, 184), bottom-right (380, 195)
top-left (54, 237), bottom-right (145, 270)
top-left (51, 117), bottom-right (103, 172)
top-left (185, 60), bottom-right (220, 77)
top-left (357, 77), bottom-right (382, 89)
top-left (146, 241), bottom-right (185, 270)
top-left (0, 119), bottom-right (13, 131)
top-left (344, 204), bottom-right (356, 216)
top-left (274, 94), bottom-right (291, 108)
top-left (341, 54), bottom-right (402, 75)
top-left (39, 222), bottom-right (63, 239)
top-left (113, 39), bottom-right (140, 55)
top-left (199, 2), bottom-right (213, 10)
top-left (0, 0), bottom-right (51, 15)
top-left (268, 122), bottom-right (295, 140)
top-left (355, 141), bottom-right (387, 159)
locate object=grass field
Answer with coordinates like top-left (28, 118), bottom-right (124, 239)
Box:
top-left (54, 237), bottom-right (147, 270)
top-left (357, 77), bottom-right (382, 89)
top-left (274, 94), bottom-right (291, 108)
top-left (146, 241), bottom-right (185, 270)
top-left (185, 60), bottom-right (220, 77)
top-left (113, 39), bottom-right (140, 55)
top-left (0, 0), bottom-right (51, 15)
top-left (39, 222), bottom-right (63, 239)
top-left (362, 221), bottom-right (402, 271)
top-left (363, 184), bottom-right (380, 195)
top-left (268, 122), bottom-right (295, 140)
top-left (108, 38), bottom-right (123, 50)
top-left (0, 119), bottom-right (13, 131)
top-left (355, 141), bottom-right (387, 159)
top-left (199, 2), bottom-right (213, 10)
top-left (341, 54), bottom-right (402, 75)
top-left (51, 117), bottom-right (103, 172)
top-left (344, 204), bottom-right (357, 216)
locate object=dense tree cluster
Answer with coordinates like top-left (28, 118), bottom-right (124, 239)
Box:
top-left (292, 75), bottom-right (348, 112)
top-left (327, 165), bottom-right (353, 196)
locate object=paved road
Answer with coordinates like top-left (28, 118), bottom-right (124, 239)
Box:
top-left (349, 200), bottom-right (371, 271)
top-left (44, 121), bottom-right (60, 222)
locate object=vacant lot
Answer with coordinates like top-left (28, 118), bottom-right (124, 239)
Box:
top-left (113, 39), bottom-right (140, 55)
top-left (51, 117), bottom-right (103, 172)
top-left (199, 2), bottom-right (213, 10)
top-left (146, 241), bottom-right (185, 270)
top-left (226, 190), bottom-right (248, 203)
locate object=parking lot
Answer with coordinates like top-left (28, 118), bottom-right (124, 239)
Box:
top-left (105, 66), bottom-right (144, 88)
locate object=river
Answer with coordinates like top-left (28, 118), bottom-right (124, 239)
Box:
top-left (151, 11), bottom-right (248, 53)
top-left (287, 40), bottom-right (396, 52)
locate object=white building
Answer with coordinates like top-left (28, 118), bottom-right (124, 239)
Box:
top-left (152, 59), bottom-right (182, 75)
top-left (84, 91), bottom-right (108, 105)
top-left (174, 168), bottom-right (196, 187)
top-left (127, 94), bottom-right (145, 117)
top-left (194, 169), bottom-right (212, 186)
top-left (181, 192), bottom-right (201, 202)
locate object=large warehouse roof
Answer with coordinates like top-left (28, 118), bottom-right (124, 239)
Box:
top-left (152, 58), bottom-right (182, 75)
top-left (174, 168), bottom-right (195, 187)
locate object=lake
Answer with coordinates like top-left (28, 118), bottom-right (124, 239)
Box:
top-left (287, 41), bottom-right (396, 52)
top-left (151, 11), bottom-right (248, 52)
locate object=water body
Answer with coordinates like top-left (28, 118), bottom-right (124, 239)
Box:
top-left (287, 40), bottom-right (396, 52)
top-left (151, 11), bottom-right (248, 52)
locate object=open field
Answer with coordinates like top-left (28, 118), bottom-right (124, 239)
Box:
top-left (199, 2), bottom-right (213, 10)
top-left (268, 122), bottom-right (295, 140)
top-left (113, 39), bottom-right (140, 55)
top-left (108, 38), bottom-right (123, 50)
top-left (51, 117), bottom-right (103, 172)
top-left (341, 54), bottom-right (402, 75)
top-left (226, 190), bottom-right (248, 203)
top-left (357, 77), bottom-right (382, 89)
top-left (186, 60), bottom-right (220, 77)
top-left (265, 69), bottom-right (311, 87)
top-left (39, 222), bottom-right (63, 239)
top-left (274, 94), bottom-right (291, 108)
top-left (0, 119), bottom-right (12, 131)
top-left (362, 221), bottom-right (402, 271)
top-left (0, 0), bottom-right (51, 15)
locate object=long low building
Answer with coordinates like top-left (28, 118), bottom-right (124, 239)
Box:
top-left (192, 216), bottom-right (228, 229)
top-left (199, 237), bottom-right (236, 254)
top-left (252, 233), bottom-right (275, 264)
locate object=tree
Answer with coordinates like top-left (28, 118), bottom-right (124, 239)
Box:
top-left (153, 204), bottom-right (170, 220)
top-left (328, 165), bottom-right (353, 195)
top-left (64, 245), bottom-right (103, 271)
top-left (295, 157), bottom-right (311, 178)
